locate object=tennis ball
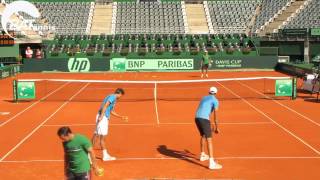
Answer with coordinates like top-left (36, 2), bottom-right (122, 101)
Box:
top-left (95, 167), bottom-right (104, 176)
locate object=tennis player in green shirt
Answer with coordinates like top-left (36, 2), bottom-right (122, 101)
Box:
top-left (57, 126), bottom-right (101, 180)
top-left (201, 50), bottom-right (211, 78)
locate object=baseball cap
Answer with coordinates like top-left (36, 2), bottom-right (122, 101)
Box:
top-left (209, 87), bottom-right (218, 94)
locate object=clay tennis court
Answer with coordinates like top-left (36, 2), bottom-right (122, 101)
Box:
top-left (0, 71), bottom-right (319, 180)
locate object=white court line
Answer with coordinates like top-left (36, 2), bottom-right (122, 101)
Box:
top-left (1, 156), bottom-right (319, 163)
top-left (160, 122), bottom-right (272, 125)
top-left (0, 112), bottom-right (10, 115)
top-left (0, 83), bottom-right (90, 161)
top-left (154, 83), bottom-right (160, 125)
top-left (42, 121), bottom-right (273, 127)
top-left (217, 82), bottom-right (320, 156)
top-left (0, 82), bottom-right (69, 127)
top-left (238, 81), bottom-right (320, 127)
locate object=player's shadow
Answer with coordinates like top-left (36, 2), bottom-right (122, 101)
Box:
top-left (189, 75), bottom-right (202, 78)
top-left (157, 145), bottom-right (207, 169)
top-left (304, 98), bottom-right (320, 103)
top-left (3, 99), bottom-right (31, 103)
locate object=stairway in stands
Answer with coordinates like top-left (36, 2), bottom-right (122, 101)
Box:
top-left (260, 0), bottom-right (306, 35)
top-left (90, 3), bottom-right (113, 35)
top-left (185, 3), bottom-right (209, 34)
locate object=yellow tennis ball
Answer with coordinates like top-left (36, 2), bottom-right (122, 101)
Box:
top-left (95, 167), bottom-right (104, 177)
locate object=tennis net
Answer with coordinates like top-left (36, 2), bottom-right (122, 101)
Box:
top-left (14, 76), bottom-right (295, 102)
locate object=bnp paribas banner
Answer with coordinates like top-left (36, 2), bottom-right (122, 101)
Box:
top-left (111, 58), bottom-right (194, 71)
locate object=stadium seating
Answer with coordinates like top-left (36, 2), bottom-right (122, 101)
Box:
top-left (45, 34), bottom-right (256, 58)
top-left (283, 0), bottom-right (320, 29)
top-left (253, 0), bottom-right (292, 33)
top-left (0, 0), bottom-right (318, 36)
top-left (205, 0), bottom-right (261, 34)
top-left (35, 2), bottom-right (93, 35)
top-left (114, 1), bottom-right (185, 34)
top-left (1, 1), bottom-right (93, 35)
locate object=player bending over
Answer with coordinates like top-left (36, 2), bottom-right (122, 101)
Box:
top-left (195, 87), bottom-right (222, 170)
top-left (92, 88), bottom-right (128, 161)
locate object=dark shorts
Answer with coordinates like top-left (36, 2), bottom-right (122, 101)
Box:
top-left (202, 64), bottom-right (209, 69)
top-left (66, 171), bottom-right (91, 180)
top-left (195, 118), bottom-right (212, 138)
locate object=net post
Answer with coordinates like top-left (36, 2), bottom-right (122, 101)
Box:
top-left (13, 79), bottom-right (18, 103)
top-left (263, 78), bottom-right (266, 95)
top-left (292, 77), bottom-right (297, 100)
top-left (10, 65), bottom-right (14, 77)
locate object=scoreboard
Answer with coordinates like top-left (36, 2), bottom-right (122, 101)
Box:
top-left (0, 32), bottom-right (15, 47)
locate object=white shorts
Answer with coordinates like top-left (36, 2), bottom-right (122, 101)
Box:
top-left (94, 114), bottom-right (109, 136)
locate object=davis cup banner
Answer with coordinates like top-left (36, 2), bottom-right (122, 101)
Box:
top-left (111, 58), bottom-right (194, 71)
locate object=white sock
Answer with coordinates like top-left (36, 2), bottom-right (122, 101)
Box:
top-left (209, 158), bottom-right (215, 164)
top-left (201, 152), bottom-right (206, 156)
top-left (103, 149), bottom-right (109, 157)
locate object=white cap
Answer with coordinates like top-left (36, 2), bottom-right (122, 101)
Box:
top-left (209, 87), bottom-right (218, 94)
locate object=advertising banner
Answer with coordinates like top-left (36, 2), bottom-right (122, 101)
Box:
top-left (111, 58), bottom-right (194, 71)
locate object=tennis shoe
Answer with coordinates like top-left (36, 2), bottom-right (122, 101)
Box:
top-left (103, 156), bottom-right (116, 161)
top-left (209, 161), bottom-right (222, 170)
top-left (200, 154), bottom-right (210, 161)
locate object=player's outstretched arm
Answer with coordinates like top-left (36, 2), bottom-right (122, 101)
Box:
top-left (111, 110), bottom-right (128, 122)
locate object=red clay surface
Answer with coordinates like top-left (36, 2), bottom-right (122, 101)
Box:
top-left (0, 71), bottom-right (319, 180)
